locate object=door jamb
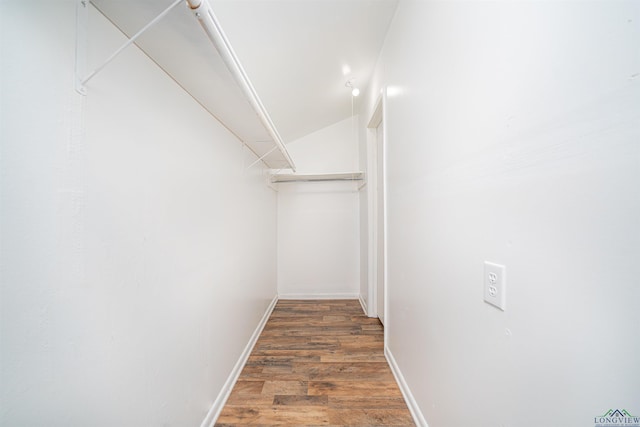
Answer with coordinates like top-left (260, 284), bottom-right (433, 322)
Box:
top-left (366, 90), bottom-right (387, 327)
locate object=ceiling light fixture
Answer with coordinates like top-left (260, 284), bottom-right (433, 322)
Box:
top-left (345, 78), bottom-right (360, 97)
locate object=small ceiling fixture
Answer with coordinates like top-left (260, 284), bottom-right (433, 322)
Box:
top-left (345, 78), bottom-right (360, 97)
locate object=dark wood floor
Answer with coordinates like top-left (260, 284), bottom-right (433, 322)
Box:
top-left (215, 299), bottom-right (415, 426)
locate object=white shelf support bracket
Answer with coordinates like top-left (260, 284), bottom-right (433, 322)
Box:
top-left (246, 145), bottom-right (278, 170)
top-left (75, 0), bottom-right (184, 95)
top-left (75, 0), bottom-right (88, 95)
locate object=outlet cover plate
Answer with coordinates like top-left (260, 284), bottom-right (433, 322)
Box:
top-left (484, 262), bottom-right (506, 311)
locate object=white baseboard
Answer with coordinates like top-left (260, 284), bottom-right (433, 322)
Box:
top-left (278, 292), bottom-right (359, 300)
top-left (200, 295), bottom-right (279, 427)
top-left (358, 294), bottom-right (369, 316)
top-left (385, 346), bottom-right (429, 427)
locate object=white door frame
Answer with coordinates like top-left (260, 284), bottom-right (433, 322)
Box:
top-left (366, 90), bottom-right (387, 325)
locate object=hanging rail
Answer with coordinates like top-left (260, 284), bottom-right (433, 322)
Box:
top-left (75, 0), bottom-right (296, 171)
top-left (186, 0), bottom-right (296, 171)
top-left (270, 172), bottom-right (365, 183)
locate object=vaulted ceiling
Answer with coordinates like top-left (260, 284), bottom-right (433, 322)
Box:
top-left (90, 0), bottom-right (398, 146)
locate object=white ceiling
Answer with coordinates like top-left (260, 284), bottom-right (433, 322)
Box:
top-left (90, 0), bottom-right (398, 145)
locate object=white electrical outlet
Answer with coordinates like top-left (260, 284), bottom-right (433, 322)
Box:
top-left (484, 262), bottom-right (506, 311)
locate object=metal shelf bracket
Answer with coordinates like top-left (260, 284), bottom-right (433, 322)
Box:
top-left (75, 0), bottom-right (183, 95)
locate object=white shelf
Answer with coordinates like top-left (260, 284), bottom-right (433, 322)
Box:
top-left (271, 172), bottom-right (364, 183)
top-left (87, 0), bottom-right (296, 171)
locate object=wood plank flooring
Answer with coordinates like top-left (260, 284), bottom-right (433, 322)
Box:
top-left (216, 299), bottom-right (415, 426)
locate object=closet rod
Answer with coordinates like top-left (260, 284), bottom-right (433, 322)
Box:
top-left (187, 0), bottom-right (296, 171)
top-left (271, 172), bottom-right (365, 183)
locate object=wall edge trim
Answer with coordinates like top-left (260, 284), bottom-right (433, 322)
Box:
top-left (385, 346), bottom-right (429, 427)
top-left (200, 295), bottom-right (279, 427)
top-left (358, 294), bottom-right (370, 317)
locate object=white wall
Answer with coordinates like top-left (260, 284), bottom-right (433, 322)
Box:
top-left (362, 1), bottom-right (640, 426)
top-left (277, 117), bottom-right (361, 298)
top-left (0, 2), bottom-right (277, 425)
